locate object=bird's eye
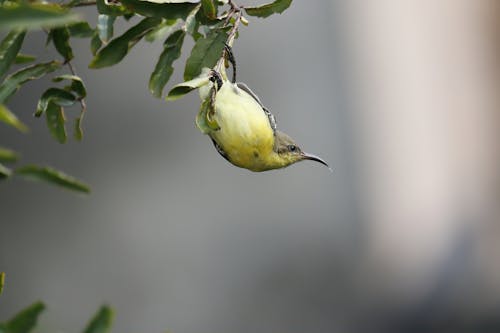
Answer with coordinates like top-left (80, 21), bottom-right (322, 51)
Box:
top-left (288, 145), bottom-right (297, 152)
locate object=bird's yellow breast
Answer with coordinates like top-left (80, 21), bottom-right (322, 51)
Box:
top-left (209, 82), bottom-right (276, 171)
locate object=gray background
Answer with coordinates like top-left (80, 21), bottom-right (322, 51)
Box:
top-left (1, 1), bottom-right (500, 332)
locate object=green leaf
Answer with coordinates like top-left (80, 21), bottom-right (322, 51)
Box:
top-left (65, 0), bottom-right (96, 7)
top-left (35, 87), bottom-right (77, 143)
top-left (89, 17), bottom-right (161, 69)
top-left (90, 32), bottom-right (102, 56)
top-left (0, 3), bottom-right (80, 31)
top-left (14, 54), bottom-right (36, 64)
top-left (149, 29), bottom-right (185, 98)
top-left (97, 15), bottom-right (116, 43)
top-left (0, 147), bottom-right (19, 163)
top-left (50, 27), bottom-right (74, 61)
top-left (35, 87), bottom-right (76, 117)
top-left (200, 0), bottom-right (216, 19)
top-left (0, 272), bottom-right (4, 294)
top-left (166, 70), bottom-right (210, 101)
top-left (83, 306), bottom-right (114, 333)
top-left (16, 165), bottom-right (90, 193)
top-left (183, 29), bottom-right (227, 80)
top-left (4, 302), bottom-right (45, 333)
top-left (144, 19), bottom-right (178, 42)
top-left (0, 61), bottom-right (61, 104)
top-left (45, 101), bottom-right (67, 143)
top-left (67, 21), bottom-right (94, 38)
top-left (244, 0), bottom-right (292, 18)
top-left (96, 0), bottom-right (128, 16)
top-left (0, 163), bottom-right (11, 179)
top-left (194, 4), bottom-right (222, 27)
top-left (74, 115), bottom-right (83, 141)
top-left (53, 74), bottom-right (86, 98)
top-left (185, 4), bottom-right (202, 40)
top-left (119, 0), bottom-right (198, 20)
top-left (0, 104), bottom-right (28, 132)
top-left (0, 30), bottom-right (26, 78)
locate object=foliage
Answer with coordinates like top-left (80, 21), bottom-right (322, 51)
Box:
top-left (0, 301), bottom-right (113, 333)
top-left (0, 272), bottom-right (4, 295)
top-left (0, 0), bottom-right (293, 192)
top-left (0, 274), bottom-right (113, 333)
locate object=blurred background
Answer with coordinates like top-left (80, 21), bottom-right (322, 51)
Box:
top-left (1, 1), bottom-right (500, 332)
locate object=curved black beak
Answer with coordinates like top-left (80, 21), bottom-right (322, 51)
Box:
top-left (301, 152), bottom-right (331, 170)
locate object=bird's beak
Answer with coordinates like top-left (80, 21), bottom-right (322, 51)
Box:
top-left (301, 152), bottom-right (330, 169)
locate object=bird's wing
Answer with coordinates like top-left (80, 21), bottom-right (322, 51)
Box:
top-left (236, 82), bottom-right (262, 105)
top-left (236, 82), bottom-right (277, 133)
top-left (210, 138), bottom-right (230, 162)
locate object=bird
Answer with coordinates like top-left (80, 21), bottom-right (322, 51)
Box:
top-left (197, 48), bottom-right (329, 172)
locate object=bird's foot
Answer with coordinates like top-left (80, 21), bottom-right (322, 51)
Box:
top-left (224, 43), bottom-right (237, 83)
top-left (209, 70), bottom-right (223, 91)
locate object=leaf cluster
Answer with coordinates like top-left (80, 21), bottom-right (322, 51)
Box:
top-left (0, 302), bottom-right (113, 333)
top-left (0, 273), bottom-right (112, 333)
top-left (0, 0), bottom-right (292, 192)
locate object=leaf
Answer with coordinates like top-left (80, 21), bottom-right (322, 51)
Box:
top-left (14, 54), bottom-right (36, 64)
top-left (166, 71), bottom-right (210, 101)
top-left (144, 19), bottom-right (178, 42)
top-left (83, 306), bottom-right (114, 333)
top-left (4, 302), bottom-right (45, 333)
top-left (0, 272), bottom-right (4, 295)
top-left (0, 61), bottom-right (61, 104)
top-left (149, 29), bottom-right (185, 98)
top-left (16, 165), bottom-right (90, 193)
top-left (0, 147), bottom-right (19, 163)
top-left (0, 3), bottom-right (80, 31)
top-left (97, 15), bottom-right (116, 43)
top-left (52, 76), bottom-right (87, 141)
top-left (0, 30), bottom-right (26, 78)
top-left (194, 3), bottom-right (222, 27)
top-left (0, 104), bottom-right (28, 132)
top-left (0, 163), bottom-right (11, 179)
top-left (119, 0), bottom-right (198, 20)
top-left (35, 87), bottom-right (76, 117)
top-left (45, 101), bottom-right (67, 143)
top-left (74, 115), bottom-right (83, 141)
top-left (90, 32), bottom-right (102, 56)
top-left (184, 4), bottom-right (202, 40)
top-left (65, 0), bottom-right (96, 7)
top-left (244, 0), bottom-right (292, 18)
top-left (183, 29), bottom-right (227, 80)
top-left (200, 0), bottom-right (216, 19)
top-left (53, 75), bottom-right (86, 98)
top-left (67, 21), bottom-right (94, 38)
top-left (89, 17), bottom-right (161, 68)
top-left (96, 0), bottom-right (128, 16)
top-left (50, 27), bottom-right (74, 61)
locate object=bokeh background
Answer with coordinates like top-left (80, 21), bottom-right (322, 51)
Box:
top-left (1, 1), bottom-right (500, 332)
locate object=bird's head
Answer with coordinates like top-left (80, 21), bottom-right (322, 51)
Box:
top-left (273, 131), bottom-right (329, 169)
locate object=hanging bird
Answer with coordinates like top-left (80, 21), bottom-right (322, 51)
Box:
top-left (196, 46), bottom-right (329, 172)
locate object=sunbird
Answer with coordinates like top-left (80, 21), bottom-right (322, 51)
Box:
top-left (197, 48), bottom-right (329, 172)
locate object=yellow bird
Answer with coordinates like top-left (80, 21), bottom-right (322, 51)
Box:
top-left (198, 69), bottom-right (329, 172)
